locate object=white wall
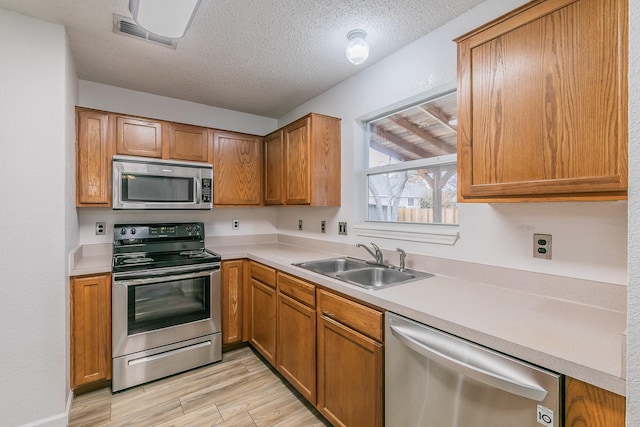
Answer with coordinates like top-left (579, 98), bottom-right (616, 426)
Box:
top-left (79, 80), bottom-right (277, 136)
top-left (276, 0), bottom-right (628, 286)
top-left (76, 207), bottom-right (279, 245)
top-left (0, 9), bottom-right (74, 427)
top-left (626, 0), bottom-right (639, 423)
top-left (64, 28), bottom-right (79, 404)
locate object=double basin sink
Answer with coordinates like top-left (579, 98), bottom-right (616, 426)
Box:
top-left (293, 257), bottom-right (433, 290)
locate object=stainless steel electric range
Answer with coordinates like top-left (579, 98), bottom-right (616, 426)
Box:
top-left (111, 222), bottom-right (222, 392)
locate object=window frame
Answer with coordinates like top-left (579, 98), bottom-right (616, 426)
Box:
top-left (356, 83), bottom-right (460, 246)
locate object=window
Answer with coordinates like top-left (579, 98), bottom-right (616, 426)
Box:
top-left (365, 88), bottom-right (458, 225)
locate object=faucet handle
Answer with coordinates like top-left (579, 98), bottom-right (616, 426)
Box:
top-left (370, 243), bottom-right (383, 263)
top-left (396, 248), bottom-right (406, 271)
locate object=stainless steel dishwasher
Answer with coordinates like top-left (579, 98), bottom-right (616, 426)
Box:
top-left (386, 312), bottom-right (562, 427)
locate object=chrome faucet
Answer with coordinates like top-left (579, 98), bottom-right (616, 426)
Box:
top-left (356, 242), bottom-right (384, 264)
top-left (396, 248), bottom-right (406, 271)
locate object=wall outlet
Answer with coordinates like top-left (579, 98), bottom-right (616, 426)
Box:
top-left (95, 222), bottom-right (106, 235)
top-left (533, 234), bottom-right (552, 260)
top-left (321, 220), bottom-right (326, 233)
top-left (298, 219), bottom-right (303, 231)
top-left (338, 222), bottom-right (347, 235)
top-left (232, 219), bottom-right (239, 230)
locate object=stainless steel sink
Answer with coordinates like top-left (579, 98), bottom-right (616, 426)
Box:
top-left (295, 257), bottom-right (367, 274)
top-left (293, 257), bottom-right (434, 290)
top-left (336, 267), bottom-right (413, 288)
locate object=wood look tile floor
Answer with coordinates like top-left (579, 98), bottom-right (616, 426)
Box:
top-left (69, 347), bottom-right (330, 427)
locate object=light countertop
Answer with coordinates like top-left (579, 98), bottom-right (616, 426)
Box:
top-left (69, 240), bottom-right (626, 396)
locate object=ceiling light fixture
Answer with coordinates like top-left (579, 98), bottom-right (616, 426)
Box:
top-left (129, 0), bottom-right (201, 39)
top-left (345, 29), bottom-right (369, 65)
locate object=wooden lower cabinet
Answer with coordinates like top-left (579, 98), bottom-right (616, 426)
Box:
top-left (70, 273), bottom-right (112, 390)
top-left (276, 272), bottom-right (317, 404)
top-left (317, 290), bottom-right (384, 427)
top-left (249, 262), bottom-right (277, 365)
top-left (221, 260), bottom-right (244, 345)
top-left (565, 377), bottom-right (625, 426)
top-left (244, 264), bottom-right (384, 426)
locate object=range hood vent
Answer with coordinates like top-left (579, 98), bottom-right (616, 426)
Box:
top-left (112, 14), bottom-right (178, 49)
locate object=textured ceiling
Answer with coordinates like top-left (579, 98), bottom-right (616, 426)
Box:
top-left (0, 0), bottom-right (484, 118)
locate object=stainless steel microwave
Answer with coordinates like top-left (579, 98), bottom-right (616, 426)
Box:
top-left (112, 155), bottom-right (213, 210)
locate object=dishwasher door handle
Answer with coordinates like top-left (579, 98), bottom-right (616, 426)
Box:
top-left (389, 323), bottom-right (548, 401)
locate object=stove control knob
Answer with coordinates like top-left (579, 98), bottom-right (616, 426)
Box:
top-left (131, 228), bottom-right (136, 235)
top-left (195, 224), bottom-right (201, 232)
top-left (120, 228), bottom-right (127, 235)
top-left (186, 225), bottom-right (193, 232)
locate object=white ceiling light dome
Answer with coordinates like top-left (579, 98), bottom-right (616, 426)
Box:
top-left (129, 0), bottom-right (201, 39)
top-left (345, 29), bottom-right (369, 65)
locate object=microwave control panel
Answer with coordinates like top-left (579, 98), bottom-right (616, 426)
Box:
top-left (202, 178), bottom-right (212, 203)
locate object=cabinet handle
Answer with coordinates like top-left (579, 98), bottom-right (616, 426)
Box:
top-left (322, 310), bottom-right (335, 319)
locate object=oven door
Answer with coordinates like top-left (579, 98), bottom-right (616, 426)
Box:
top-left (112, 268), bottom-right (221, 358)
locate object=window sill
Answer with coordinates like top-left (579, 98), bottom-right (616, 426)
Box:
top-left (353, 222), bottom-right (460, 246)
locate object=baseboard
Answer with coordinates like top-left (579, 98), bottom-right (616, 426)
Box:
top-left (18, 391), bottom-right (72, 427)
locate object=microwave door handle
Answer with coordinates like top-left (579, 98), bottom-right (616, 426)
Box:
top-left (196, 178), bottom-right (201, 204)
top-left (389, 323), bottom-right (548, 401)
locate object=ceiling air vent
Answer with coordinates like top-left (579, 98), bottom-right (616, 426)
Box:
top-left (113, 14), bottom-right (178, 49)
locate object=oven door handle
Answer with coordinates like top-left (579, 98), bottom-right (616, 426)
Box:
top-left (114, 269), bottom-right (215, 286)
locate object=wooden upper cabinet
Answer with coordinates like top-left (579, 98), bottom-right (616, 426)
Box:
top-left (167, 123), bottom-right (210, 162)
top-left (282, 113), bottom-right (341, 206)
top-left (115, 115), bottom-right (163, 158)
top-left (213, 131), bottom-right (262, 205)
top-left (76, 109), bottom-right (112, 207)
top-left (264, 130), bottom-right (285, 205)
top-left (455, 0), bottom-right (628, 202)
top-left (284, 117), bottom-right (311, 204)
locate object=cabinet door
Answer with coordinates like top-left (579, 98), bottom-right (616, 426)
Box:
top-left (213, 131), bottom-right (262, 205)
top-left (249, 278), bottom-right (276, 365)
top-left (284, 117), bottom-right (311, 205)
top-left (70, 274), bottom-right (112, 389)
top-left (264, 130), bottom-right (285, 205)
top-left (76, 109), bottom-right (112, 206)
top-left (456, 0), bottom-right (627, 201)
top-left (167, 123), bottom-right (210, 162)
top-left (277, 292), bottom-right (316, 404)
top-left (115, 116), bottom-right (163, 158)
top-left (565, 377), bottom-right (625, 427)
top-left (317, 314), bottom-right (383, 427)
top-left (221, 260), bottom-right (244, 345)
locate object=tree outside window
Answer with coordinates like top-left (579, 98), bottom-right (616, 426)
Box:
top-left (365, 89), bottom-right (458, 225)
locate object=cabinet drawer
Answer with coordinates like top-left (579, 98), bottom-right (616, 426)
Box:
top-left (250, 261), bottom-right (276, 288)
top-left (277, 272), bottom-right (315, 307)
top-left (317, 289), bottom-right (383, 342)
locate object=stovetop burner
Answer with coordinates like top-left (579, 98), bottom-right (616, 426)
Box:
top-left (122, 257), bottom-right (154, 264)
top-left (112, 222), bottom-right (221, 274)
top-left (179, 249), bottom-right (207, 258)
